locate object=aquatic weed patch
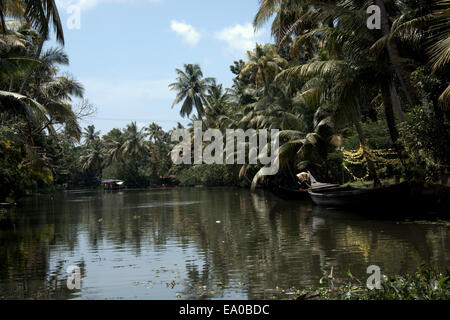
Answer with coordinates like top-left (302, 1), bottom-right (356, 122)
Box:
top-left (275, 265), bottom-right (450, 301)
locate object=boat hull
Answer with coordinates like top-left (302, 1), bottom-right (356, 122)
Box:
top-left (308, 183), bottom-right (410, 208)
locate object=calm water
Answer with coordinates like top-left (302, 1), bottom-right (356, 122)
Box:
top-left (0, 188), bottom-right (448, 300)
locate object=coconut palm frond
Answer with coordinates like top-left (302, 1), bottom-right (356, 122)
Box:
top-left (439, 84), bottom-right (450, 110)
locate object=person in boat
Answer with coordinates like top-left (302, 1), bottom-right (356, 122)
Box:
top-left (296, 172), bottom-right (311, 191)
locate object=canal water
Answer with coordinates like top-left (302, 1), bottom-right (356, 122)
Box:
top-left (0, 188), bottom-right (448, 300)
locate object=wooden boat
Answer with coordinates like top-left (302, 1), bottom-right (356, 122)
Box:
top-left (271, 171), bottom-right (341, 200)
top-left (308, 183), bottom-right (410, 207)
top-left (102, 179), bottom-right (125, 191)
top-left (0, 202), bottom-right (16, 208)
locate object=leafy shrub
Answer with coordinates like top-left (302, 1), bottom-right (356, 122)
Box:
top-left (399, 108), bottom-right (450, 182)
top-left (294, 265), bottom-right (450, 300)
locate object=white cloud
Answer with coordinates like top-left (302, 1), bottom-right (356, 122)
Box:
top-left (215, 23), bottom-right (264, 56)
top-left (170, 20), bottom-right (201, 47)
top-left (56, 0), bottom-right (161, 11)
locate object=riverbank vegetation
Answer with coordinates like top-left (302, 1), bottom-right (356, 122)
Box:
top-left (1, 0), bottom-right (450, 203)
top-left (287, 265), bottom-right (450, 300)
top-left (0, 0), bottom-right (87, 201)
top-left (168, 0), bottom-right (450, 196)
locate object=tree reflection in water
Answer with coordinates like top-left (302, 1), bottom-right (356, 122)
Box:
top-left (0, 188), bottom-right (448, 299)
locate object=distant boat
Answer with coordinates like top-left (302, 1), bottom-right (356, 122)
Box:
top-left (308, 183), bottom-right (410, 207)
top-left (0, 202), bottom-right (16, 208)
top-left (102, 179), bottom-right (125, 191)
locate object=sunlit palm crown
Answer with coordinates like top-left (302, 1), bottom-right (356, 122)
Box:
top-left (169, 64), bottom-right (215, 119)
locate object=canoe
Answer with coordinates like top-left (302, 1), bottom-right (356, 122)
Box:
top-left (308, 183), bottom-right (410, 208)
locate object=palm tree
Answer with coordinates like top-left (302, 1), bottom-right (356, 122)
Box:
top-left (19, 0), bottom-right (64, 94)
top-left (239, 44), bottom-right (287, 99)
top-left (79, 141), bottom-right (103, 173)
top-left (253, 0), bottom-right (318, 49)
top-left (121, 122), bottom-right (149, 158)
top-left (19, 0), bottom-right (64, 42)
top-left (103, 128), bottom-right (124, 165)
top-left (33, 74), bottom-right (83, 140)
top-left (276, 57), bottom-right (382, 185)
top-left (263, 1), bottom-right (416, 156)
top-left (169, 64), bottom-right (215, 119)
top-left (426, 0), bottom-right (450, 109)
top-left (0, 0), bottom-right (24, 34)
top-left (146, 122), bottom-right (164, 144)
top-left (79, 138), bottom-right (103, 186)
top-left (29, 47), bottom-right (70, 97)
top-left (83, 125), bottom-right (100, 146)
top-left (379, 0), bottom-right (449, 111)
top-left (240, 84), bottom-right (306, 131)
top-left (374, 0), bottom-right (420, 108)
top-left (1, 21), bottom-right (77, 132)
top-left (204, 80), bottom-right (232, 129)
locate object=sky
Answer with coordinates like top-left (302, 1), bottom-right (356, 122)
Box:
top-left (51, 0), bottom-right (273, 135)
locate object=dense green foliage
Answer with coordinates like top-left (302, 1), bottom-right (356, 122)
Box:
top-left (167, 0), bottom-right (450, 189)
top-left (1, 0), bottom-right (450, 200)
top-left (0, 1), bottom-right (85, 200)
top-left (78, 122), bottom-right (175, 188)
top-left (399, 108), bottom-right (450, 182)
top-left (177, 165), bottom-right (242, 187)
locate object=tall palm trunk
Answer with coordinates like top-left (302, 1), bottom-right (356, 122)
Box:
top-left (376, 0), bottom-right (419, 108)
top-left (381, 83), bottom-right (409, 170)
top-left (261, 72), bottom-right (271, 100)
top-left (390, 84), bottom-right (405, 122)
top-left (352, 107), bottom-right (381, 186)
top-left (19, 34), bottom-right (45, 94)
top-left (381, 83), bottom-right (400, 144)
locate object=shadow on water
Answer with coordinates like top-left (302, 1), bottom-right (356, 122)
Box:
top-left (0, 188), bottom-right (448, 300)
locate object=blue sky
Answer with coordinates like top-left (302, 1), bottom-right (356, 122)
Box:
top-left (52, 0), bottom-right (273, 135)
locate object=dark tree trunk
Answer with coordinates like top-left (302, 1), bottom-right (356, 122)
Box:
top-left (381, 83), bottom-right (400, 144)
top-left (431, 94), bottom-right (444, 120)
top-left (381, 83), bottom-right (409, 169)
top-left (390, 84), bottom-right (405, 122)
top-left (352, 108), bottom-right (381, 186)
top-left (376, 0), bottom-right (419, 108)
